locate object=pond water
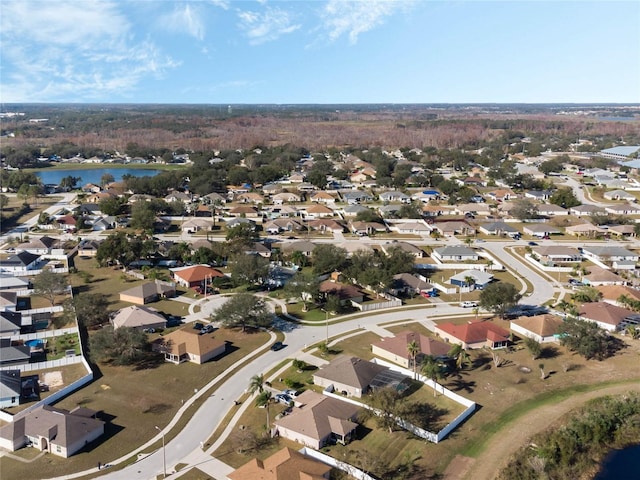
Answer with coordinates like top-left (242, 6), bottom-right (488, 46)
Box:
top-left (36, 168), bottom-right (161, 186)
top-left (593, 444), bottom-right (640, 479)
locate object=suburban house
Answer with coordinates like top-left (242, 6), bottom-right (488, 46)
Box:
top-left (0, 252), bottom-right (42, 273)
top-left (152, 328), bottom-right (226, 364)
top-left (583, 267), bottom-right (627, 287)
top-left (0, 275), bottom-right (30, 291)
top-left (431, 220), bottom-right (475, 237)
top-left (537, 204), bottom-right (568, 216)
top-left (371, 331), bottom-right (450, 369)
top-left (110, 305), bottom-right (167, 331)
top-left (0, 370), bottom-right (22, 408)
top-left (581, 246), bottom-right (639, 263)
top-left (181, 218), bottom-right (214, 233)
top-left (565, 223), bottom-right (608, 237)
top-left (236, 192), bottom-right (264, 204)
top-left (318, 279), bottom-right (364, 306)
top-left (432, 246), bottom-right (478, 262)
top-left (378, 191), bottom-right (411, 203)
top-left (228, 447), bottom-right (332, 480)
top-left (170, 265), bottom-right (225, 289)
top-left (604, 203), bottom-right (640, 215)
top-left (273, 390), bottom-right (360, 449)
top-left (119, 280), bottom-right (176, 305)
top-left (349, 221), bottom-right (387, 236)
top-left (390, 273), bottom-right (432, 297)
top-left (603, 189), bottom-right (636, 201)
top-left (272, 192), bottom-right (302, 204)
top-left (479, 221), bottom-right (519, 237)
top-left (0, 339), bottom-right (31, 367)
top-left (531, 246), bottom-right (582, 264)
top-left (309, 191), bottom-right (337, 204)
top-left (228, 206), bottom-right (260, 218)
top-left (341, 191), bottom-right (373, 205)
top-left (307, 219), bottom-right (345, 234)
top-left (388, 221), bottom-right (431, 236)
top-left (569, 205), bottom-right (606, 217)
top-left (1, 311), bottom-right (23, 336)
top-left (381, 241), bottom-right (425, 258)
top-left (522, 224), bottom-right (561, 238)
top-left (578, 302), bottom-right (640, 332)
top-left (0, 405), bottom-right (105, 457)
top-left (510, 314), bottom-right (564, 343)
top-left (341, 205), bottom-right (370, 217)
top-left (302, 204), bottom-right (335, 219)
top-left (449, 270), bottom-right (494, 289)
top-left (312, 356), bottom-right (410, 398)
top-left (280, 240), bottom-right (316, 257)
top-left (15, 236), bottom-right (60, 255)
top-left (597, 285), bottom-right (640, 306)
top-left (607, 224), bottom-right (636, 238)
top-left (434, 321), bottom-right (510, 349)
top-left (264, 218), bottom-right (304, 235)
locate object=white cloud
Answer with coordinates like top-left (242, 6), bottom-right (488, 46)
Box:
top-left (236, 6), bottom-right (301, 45)
top-left (158, 3), bottom-right (206, 41)
top-left (320, 0), bottom-right (414, 44)
top-left (0, 1), bottom-right (178, 102)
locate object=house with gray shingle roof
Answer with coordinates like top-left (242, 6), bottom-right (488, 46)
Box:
top-left (432, 246), bottom-right (478, 262)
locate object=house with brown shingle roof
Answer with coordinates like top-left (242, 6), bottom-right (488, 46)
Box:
top-left (318, 280), bottom-right (364, 305)
top-left (578, 302), bottom-right (640, 332)
top-left (313, 356), bottom-right (395, 398)
top-left (119, 280), bottom-right (176, 305)
top-left (372, 331), bottom-right (450, 369)
top-left (309, 191), bottom-right (336, 204)
top-left (229, 446), bottom-right (331, 480)
top-left (303, 204), bottom-right (335, 219)
top-left (597, 285), bottom-right (640, 306)
top-left (583, 267), bottom-right (626, 287)
top-left (228, 205), bottom-right (260, 218)
top-left (170, 265), bottom-right (225, 289)
top-left (434, 321), bottom-right (509, 349)
top-left (0, 405), bottom-right (104, 457)
top-left (307, 219), bottom-right (344, 234)
top-left (111, 305), bottom-right (167, 331)
top-left (510, 314), bottom-right (564, 343)
top-left (236, 192), bottom-right (264, 204)
top-left (152, 327), bottom-right (226, 364)
top-left (273, 390), bottom-right (360, 449)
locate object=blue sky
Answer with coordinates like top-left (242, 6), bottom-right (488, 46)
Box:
top-left (1, 0), bottom-right (639, 104)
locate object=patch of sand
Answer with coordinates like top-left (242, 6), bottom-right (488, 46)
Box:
top-left (43, 371), bottom-right (63, 388)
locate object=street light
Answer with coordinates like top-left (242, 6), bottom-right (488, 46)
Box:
top-left (155, 426), bottom-right (166, 479)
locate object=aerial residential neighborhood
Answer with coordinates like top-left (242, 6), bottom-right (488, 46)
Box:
top-left (1, 102), bottom-right (640, 480)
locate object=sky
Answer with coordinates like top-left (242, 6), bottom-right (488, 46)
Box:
top-left (1, 0), bottom-right (639, 104)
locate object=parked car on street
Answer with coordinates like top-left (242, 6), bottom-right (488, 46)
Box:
top-left (270, 341), bottom-right (285, 351)
top-left (461, 301), bottom-right (478, 308)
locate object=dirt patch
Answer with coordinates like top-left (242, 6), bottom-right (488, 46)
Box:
top-left (443, 455), bottom-right (475, 480)
top-left (43, 371), bottom-right (63, 388)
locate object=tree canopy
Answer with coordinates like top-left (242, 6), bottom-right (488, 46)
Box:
top-left (558, 317), bottom-right (623, 360)
top-left (32, 269), bottom-right (67, 306)
top-left (89, 326), bottom-right (151, 365)
top-left (210, 293), bottom-right (273, 331)
top-left (479, 282), bottom-right (522, 319)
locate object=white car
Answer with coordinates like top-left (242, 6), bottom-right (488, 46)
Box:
top-left (461, 301), bottom-right (478, 308)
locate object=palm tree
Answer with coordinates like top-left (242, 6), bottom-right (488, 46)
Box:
top-left (421, 355), bottom-right (445, 397)
top-left (448, 344), bottom-right (472, 372)
top-left (407, 340), bottom-right (420, 380)
top-left (248, 373), bottom-right (269, 395)
top-left (255, 390), bottom-right (273, 428)
top-left (626, 325), bottom-right (640, 339)
top-left (464, 275), bottom-right (476, 290)
top-left (556, 299), bottom-right (571, 316)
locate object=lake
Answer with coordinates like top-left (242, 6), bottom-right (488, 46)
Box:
top-left (36, 167), bottom-right (161, 186)
top-left (593, 444), bottom-right (640, 480)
